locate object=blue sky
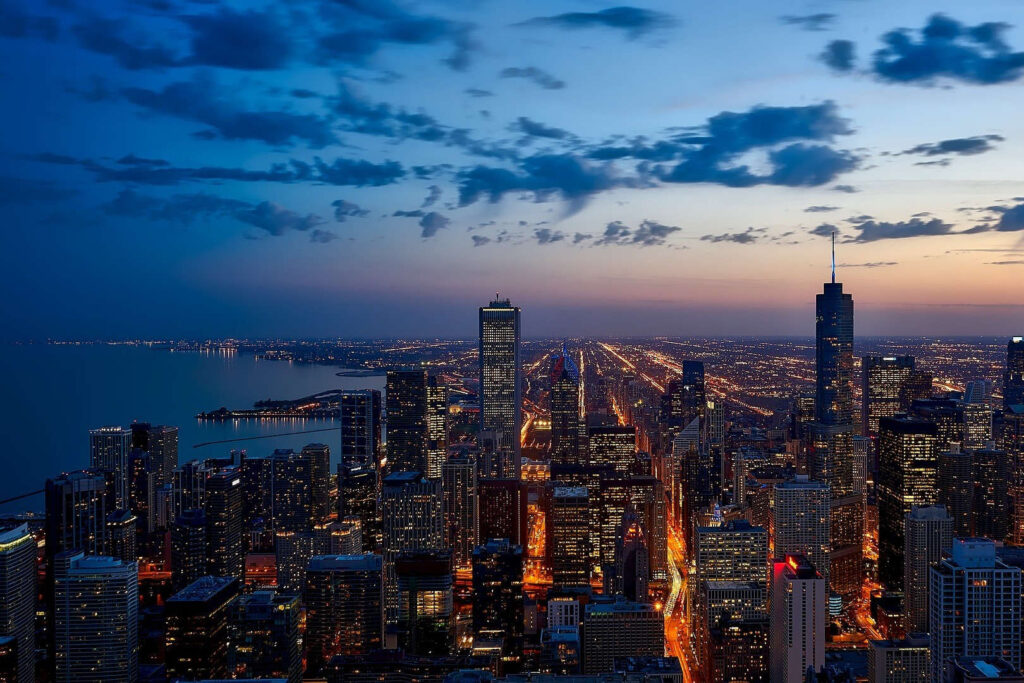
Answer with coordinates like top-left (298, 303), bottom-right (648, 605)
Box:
top-left (2, 0), bottom-right (1024, 339)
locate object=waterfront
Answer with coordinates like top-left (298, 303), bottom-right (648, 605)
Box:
top-left (0, 344), bottom-right (383, 512)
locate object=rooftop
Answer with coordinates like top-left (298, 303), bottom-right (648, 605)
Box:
top-left (168, 575), bottom-right (238, 602)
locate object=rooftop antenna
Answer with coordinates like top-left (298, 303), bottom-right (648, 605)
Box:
top-left (831, 231), bottom-right (836, 284)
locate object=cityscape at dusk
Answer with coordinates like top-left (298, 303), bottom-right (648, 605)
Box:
top-left (3, 1), bottom-right (1024, 682)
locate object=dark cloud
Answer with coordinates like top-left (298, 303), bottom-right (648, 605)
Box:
top-left (183, 8), bottom-right (292, 70)
top-left (781, 14), bottom-right (836, 32)
top-left (72, 17), bottom-right (179, 70)
top-left (235, 201), bottom-right (324, 236)
top-left (821, 40), bottom-right (856, 71)
top-left (838, 261), bottom-right (899, 268)
top-left (312, 157), bottom-right (405, 186)
top-left (100, 188), bottom-right (249, 223)
top-left (500, 66), bottom-right (566, 90)
top-left (309, 229), bottom-right (339, 243)
top-left (833, 184), bottom-right (858, 193)
top-left (421, 185), bottom-right (442, 208)
top-left (331, 199), bottom-right (368, 222)
top-left (419, 211), bottom-right (449, 238)
top-left (805, 205), bottom-right (839, 213)
top-left (471, 235), bottom-right (491, 247)
top-left (986, 202), bottom-right (1024, 232)
top-left (988, 260), bottom-right (1024, 265)
top-left (840, 217), bottom-right (955, 242)
top-left (394, 209), bottom-right (425, 218)
top-left (700, 227), bottom-right (765, 244)
top-left (511, 117), bottom-right (572, 140)
top-left (516, 7), bottom-right (674, 39)
top-left (122, 75), bottom-right (337, 147)
top-left (117, 154), bottom-right (170, 167)
top-left (0, 1), bottom-right (59, 41)
top-left (871, 14), bottom-right (1024, 85)
top-left (595, 219), bottom-right (681, 246)
top-left (808, 224), bottom-right (838, 238)
top-left (534, 228), bottom-right (566, 244)
top-left (465, 88), bottom-right (493, 98)
top-left (0, 176), bottom-right (76, 206)
top-left (573, 232), bottom-right (592, 244)
top-left (898, 134), bottom-right (1004, 157)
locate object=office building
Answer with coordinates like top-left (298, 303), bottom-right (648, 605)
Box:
top-left (0, 524), bottom-right (35, 683)
top-left (695, 520), bottom-right (769, 585)
top-left (442, 455), bottom-right (478, 570)
top-left (550, 343), bottom-right (581, 465)
top-left (598, 476), bottom-right (668, 584)
top-left (551, 487), bottom-right (590, 587)
top-left (771, 475), bottom-right (830, 584)
top-left (339, 389), bottom-right (382, 468)
top-left (395, 550), bottom-right (454, 657)
top-left (867, 635), bottom-right (931, 683)
top-left (338, 463), bottom-right (378, 551)
top-left (588, 425), bottom-right (636, 475)
top-left (707, 614), bottom-right (769, 683)
top-left (379, 472), bottom-right (444, 622)
top-left (426, 375), bottom-right (449, 479)
top-left (204, 469), bottom-right (244, 579)
top-left (938, 445), bottom-right (974, 536)
top-left (581, 601), bottom-right (663, 674)
top-left (862, 356), bottom-right (916, 440)
top-left (45, 470), bottom-right (109, 562)
top-left (877, 416), bottom-right (939, 589)
top-left (90, 426), bottom-right (132, 509)
top-left (165, 575), bottom-right (240, 682)
top-left (302, 443), bottom-right (332, 525)
top-left (964, 402), bottom-right (993, 450)
top-left (770, 555), bottom-right (826, 683)
top-left (304, 554), bottom-right (383, 673)
top-left (903, 505), bottom-right (952, 634)
top-left (479, 297), bottom-right (522, 478)
top-left (974, 445), bottom-right (1010, 542)
top-left (171, 508), bottom-right (208, 591)
top-left (53, 552), bottom-right (138, 683)
top-left (386, 369), bottom-right (430, 475)
top-left (130, 423), bottom-right (179, 487)
top-left (612, 506), bottom-right (650, 602)
top-left (104, 509), bottom-right (136, 563)
top-left (472, 539), bottom-right (524, 647)
top-left (228, 590), bottom-right (301, 683)
top-left (1006, 337), bottom-right (1024, 410)
top-left (930, 539), bottom-right (1022, 682)
top-left (478, 479), bottom-right (527, 547)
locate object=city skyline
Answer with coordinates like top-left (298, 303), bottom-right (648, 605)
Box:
top-left (3, 0), bottom-right (1024, 339)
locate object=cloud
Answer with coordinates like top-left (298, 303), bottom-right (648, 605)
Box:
top-left (808, 224), bottom-right (838, 238)
top-left (595, 219), bottom-right (682, 246)
top-left (419, 211), bottom-right (450, 238)
top-left (500, 66), bottom-right (566, 90)
top-left (985, 202), bottom-right (1024, 232)
top-left (0, 1), bottom-right (59, 41)
top-left (0, 176), bottom-right (76, 206)
top-left (870, 14), bottom-right (1024, 85)
top-left (573, 232), bottom-right (592, 244)
top-left (312, 157), bottom-right (406, 186)
top-left (805, 205), bottom-right (839, 213)
top-left (465, 88), bottom-right (493, 98)
top-left (898, 134), bottom-right (1004, 157)
top-left (394, 209), bottom-right (424, 218)
top-left (511, 117), bottom-right (572, 140)
top-left (332, 199), bottom-right (369, 222)
top-left (471, 235), bottom-right (491, 247)
top-left (840, 217), bottom-right (955, 242)
top-left (122, 74), bottom-right (337, 147)
top-left (72, 16), bottom-right (179, 70)
top-left (700, 227), bottom-right (765, 244)
top-left (988, 260), bottom-right (1024, 265)
top-left (421, 185), bottom-right (442, 208)
top-left (534, 228), bottom-right (566, 244)
top-left (183, 8), bottom-right (292, 70)
top-left (781, 14), bottom-right (835, 32)
top-left (516, 7), bottom-right (674, 39)
top-left (839, 261), bottom-right (899, 268)
top-left (309, 229), bottom-right (339, 243)
top-left (821, 40), bottom-right (856, 71)
top-left (101, 188), bottom-right (249, 223)
top-left (235, 201), bottom-right (324, 236)
top-left (833, 184), bottom-right (858, 193)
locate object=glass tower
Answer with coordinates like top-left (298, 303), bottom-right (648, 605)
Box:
top-left (479, 297), bottom-right (522, 478)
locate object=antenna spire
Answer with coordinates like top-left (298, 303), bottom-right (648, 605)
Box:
top-left (831, 231), bottom-right (836, 284)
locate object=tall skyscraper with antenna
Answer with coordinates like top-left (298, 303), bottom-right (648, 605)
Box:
top-left (479, 295), bottom-right (522, 478)
top-left (808, 233), bottom-right (862, 600)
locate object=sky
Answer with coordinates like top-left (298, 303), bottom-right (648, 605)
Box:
top-left (2, 0), bottom-right (1024, 339)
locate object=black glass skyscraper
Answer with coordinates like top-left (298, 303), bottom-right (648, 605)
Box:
top-left (479, 296), bottom-right (522, 478)
top-left (1006, 336), bottom-right (1024, 409)
top-left (550, 343), bottom-right (581, 465)
top-left (815, 282), bottom-right (854, 426)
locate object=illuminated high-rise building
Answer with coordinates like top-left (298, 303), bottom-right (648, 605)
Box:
top-left (165, 575), bottom-right (240, 682)
top-left (441, 455), bottom-right (478, 570)
top-left (385, 369), bottom-right (429, 476)
top-left (426, 375), bottom-right (449, 479)
top-left (338, 463), bottom-right (378, 551)
top-left (550, 343), bottom-right (581, 465)
top-left (53, 552), bottom-right (138, 683)
top-left (45, 470), bottom-right (109, 564)
top-left (770, 554), bottom-right (825, 683)
top-left (379, 472), bottom-right (444, 622)
top-left (867, 635), bottom-right (931, 683)
top-left (171, 508), bottom-right (207, 591)
top-left (228, 591), bottom-right (301, 683)
top-left (587, 425), bottom-right (636, 475)
top-left (877, 416), bottom-right (939, 589)
top-left (973, 445), bottom-right (1010, 541)
top-left (90, 426), bottom-right (132, 509)
top-left (302, 443), bottom-right (332, 525)
top-left (612, 506), bottom-right (650, 603)
top-left (395, 550), bottom-right (454, 657)
top-left (204, 469), bottom-right (243, 579)
top-left (771, 475), bottom-right (830, 584)
top-left (938, 444), bottom-right (974, 536)
top-left (551, 487), bottom-right (590, 587)
top-left (598, 476), bottom-right (667, 584)
top-left (695, 520), bottom-right (768, 586)
top-left (472, 539), bottom-right (524, 648)
top-left (903, 505), bottom-right (952, 634)
top-left (964, 402), bottom-right (993, 450)
top-left (478, 479), bottom-right (527, 547)
top-left (581, 601), bottom-right (663, 674)
top-left (1005, 336), bottom-right (1024, 410)
top-left (130, 423), bottom-right (179, 487)
top-left (0, 524), bottom-right (35, 683)
top-left (479, 296), bottom-right (522, 478)
top-left (930, 539), bottom-right (1021, 683)
top-left (862, 356), bottom-right (915, 440)
top-left (339, 389), bottom-right (382, 468)
top-left (304, 554), bottom-right (383, 673)
top-left (104, 509), bottom-right (136, 563)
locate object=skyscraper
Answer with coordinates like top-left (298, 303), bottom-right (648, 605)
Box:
top-left (1005, 336), bottom-right (1024, 410)
top-left (53, 552), bottom-right (138, 683)
top-left (581, 601), bottom-right (663, 674)
top-left (204, 469), bottom-right (243, 579)
top-left (771, 475), bottom-right (831, 584)
top-left (612, 507), bottom-right (650, 602)
top-left (867, 635), bottom-right (931, 683)
top-left (682, 360), bottom-right (707, 422)
top-left (385, 369), bottom-right (429, 475)
top-left (339, 389), bottom-right (382, 468)
top-left (479, 296), bottom-right (522, 478)
top-left (104, 509), bottom-right (136, 563)
top-left (426, 375), bottom-right (449, 479)
top-left (395, 550), bottom-right (454, 657)
top-left (478, 479), bottom-right (527, 548)
top-left (338, 463), bottom-right (378, 551)
top-left (442, 454), bottom-right (478, 570)
top-left (903, 505), bottom-right (952, 634)
top-left (930, 539), bottom-right (1022, 682)
top-left (45, 470), bottom-right (109, 564)
top-left (89, 426), bottom-right (132, 509)
top-left (0, 524), bottom-right (35, 683)
top-left (862, 356), bottom-right (916, 440)
top-left (587, 425), bottom-right (636, 475)
top-left (171, 508), bottom-right (207, 591)
top-left (877, 416), bottom-right (939, 589)
top-left (165, 576), bottom-right (240, 682)
top-left (550, 343), bottom-right (581, 465)
top-left (130, 423), bottom-right (179, 487)
top-left (938, 444), bottom-right (974, 536)
top-left (228, 591), bottom-right (301, 683)
top-left (770, 555), bottom-right (826, 683)
top-left (304, 554), bottom-right (383, 672)
top-left (551, 487), bottom-right (590, 587)
top-left (974, 445), bottom-right (1010, 541)
top-left (472, 539), bottom-right (524, 649)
